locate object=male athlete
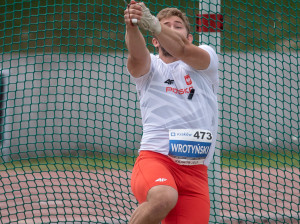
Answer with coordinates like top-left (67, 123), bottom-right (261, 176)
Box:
top-left (124, 1), bottom-right (219, 223)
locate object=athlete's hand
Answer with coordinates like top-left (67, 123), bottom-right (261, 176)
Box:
top-left (136, 2), bottom-right (161, 35)
top-left (124, 1), bottom-right (143, 27)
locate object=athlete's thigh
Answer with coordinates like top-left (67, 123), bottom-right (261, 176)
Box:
top-left (162, 164), bottom-right (210, 224)
top-left (163, 194), bottom-right (210, 224)
top-left (131, 153), bottom-right (178, 203)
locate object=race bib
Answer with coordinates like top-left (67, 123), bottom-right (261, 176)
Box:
top-left (169, 129), bottom-right (213, 165)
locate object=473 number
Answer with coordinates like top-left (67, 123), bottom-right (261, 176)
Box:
top-left (193, 131), bottom-right (212, 140)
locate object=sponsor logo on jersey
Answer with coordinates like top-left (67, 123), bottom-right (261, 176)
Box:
top-left (184, 74), bottom-right (192, 85)
top-left (164, 79), bottom-right (174, 85)
top-left (166, 86), bottom-right (194, 95)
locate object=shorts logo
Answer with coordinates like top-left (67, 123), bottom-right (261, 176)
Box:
top-left (155, 178), bottom-right (167, 182)
top-left (184, 74), bottom-right (192, 85)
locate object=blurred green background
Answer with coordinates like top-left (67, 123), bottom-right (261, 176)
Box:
top-left (1, 0), bottom-right (299, 53)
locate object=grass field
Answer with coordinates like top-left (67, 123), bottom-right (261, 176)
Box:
top-left (1, 149), bottom-right (298, 171)
top-left (0, 153), bottom-right (136, 172)
top-left (221, 149), bottom-right (299, 169)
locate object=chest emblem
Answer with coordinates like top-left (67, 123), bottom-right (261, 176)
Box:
top-left (184, 74), bottom-right (192, 85)
top-left (164, 79), bottom-right (174, 85)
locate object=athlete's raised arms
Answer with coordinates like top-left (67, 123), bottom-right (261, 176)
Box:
top-left (154, 18), bottom-right (211, 70)
top-left (124, 3), bottom-right (151, 78)
top-left (124, 1), bottom-right (211, 77)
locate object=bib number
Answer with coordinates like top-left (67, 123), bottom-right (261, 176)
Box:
top-left (169, 129), bottom-right (213, 165)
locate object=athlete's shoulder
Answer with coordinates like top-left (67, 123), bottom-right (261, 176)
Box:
top-left (196, 45), bottom-right (219, 83)
top-left (199, 45), bottom-right (218, 63)
top-left (150, 53), bottom-right (160, 62)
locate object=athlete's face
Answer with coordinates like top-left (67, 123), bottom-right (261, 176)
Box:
top-left (161, 16), bottom-right (189, 36)
top-left (152, 16), bottom-right (193, 57)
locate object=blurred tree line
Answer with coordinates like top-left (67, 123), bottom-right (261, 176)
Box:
top-left (0, 0), bottom-right (299, 53)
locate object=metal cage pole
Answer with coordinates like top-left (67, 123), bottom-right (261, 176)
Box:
top-left (198, 0), bottom-right (222, 222)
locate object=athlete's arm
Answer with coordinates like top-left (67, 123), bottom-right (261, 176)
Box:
top-left (155, 24), bottom-right (210, 71)
top-left (135, 2), bottom-right (211, 71)
top-left (124, 3), bottom-right (151, 78)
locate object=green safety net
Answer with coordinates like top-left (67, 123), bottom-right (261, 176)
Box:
top-left (0, 0), bottom-right (299, 223)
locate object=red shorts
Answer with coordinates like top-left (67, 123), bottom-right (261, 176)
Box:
top-left (131, 150), bottom-right (210, 224)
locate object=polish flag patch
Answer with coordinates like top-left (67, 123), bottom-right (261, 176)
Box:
top-left (184, 74), bottom-right (192, 85)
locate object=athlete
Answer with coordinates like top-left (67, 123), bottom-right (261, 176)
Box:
top-left (124, 1), bottom-right (219, 224)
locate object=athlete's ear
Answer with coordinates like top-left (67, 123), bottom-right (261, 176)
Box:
top-left (187, 34), bottom-right (193, 43)
top-left (152, 37), bottom-right (159, 47)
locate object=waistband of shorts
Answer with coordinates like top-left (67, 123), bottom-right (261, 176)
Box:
top-left (138, 150), bottom-right (208, 171)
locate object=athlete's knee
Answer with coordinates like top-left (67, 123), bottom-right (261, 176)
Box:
top-left (147, 185), bottom-right (178, 215)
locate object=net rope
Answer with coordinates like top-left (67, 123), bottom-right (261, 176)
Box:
top-left (0, 0), bottom-right (299, 223)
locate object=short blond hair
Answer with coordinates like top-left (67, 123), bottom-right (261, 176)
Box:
top-left (156, 8), bottom-right (191, 34)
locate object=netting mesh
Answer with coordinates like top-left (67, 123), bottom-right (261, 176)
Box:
top-left (0, 0), bottom-right (299, 223)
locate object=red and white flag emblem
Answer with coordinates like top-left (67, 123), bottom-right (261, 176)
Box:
top-left (184, 74), bottom-right (192, 85)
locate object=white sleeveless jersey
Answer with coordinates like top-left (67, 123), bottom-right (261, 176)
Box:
top-left (131, 45), bottom-right (219, 166)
